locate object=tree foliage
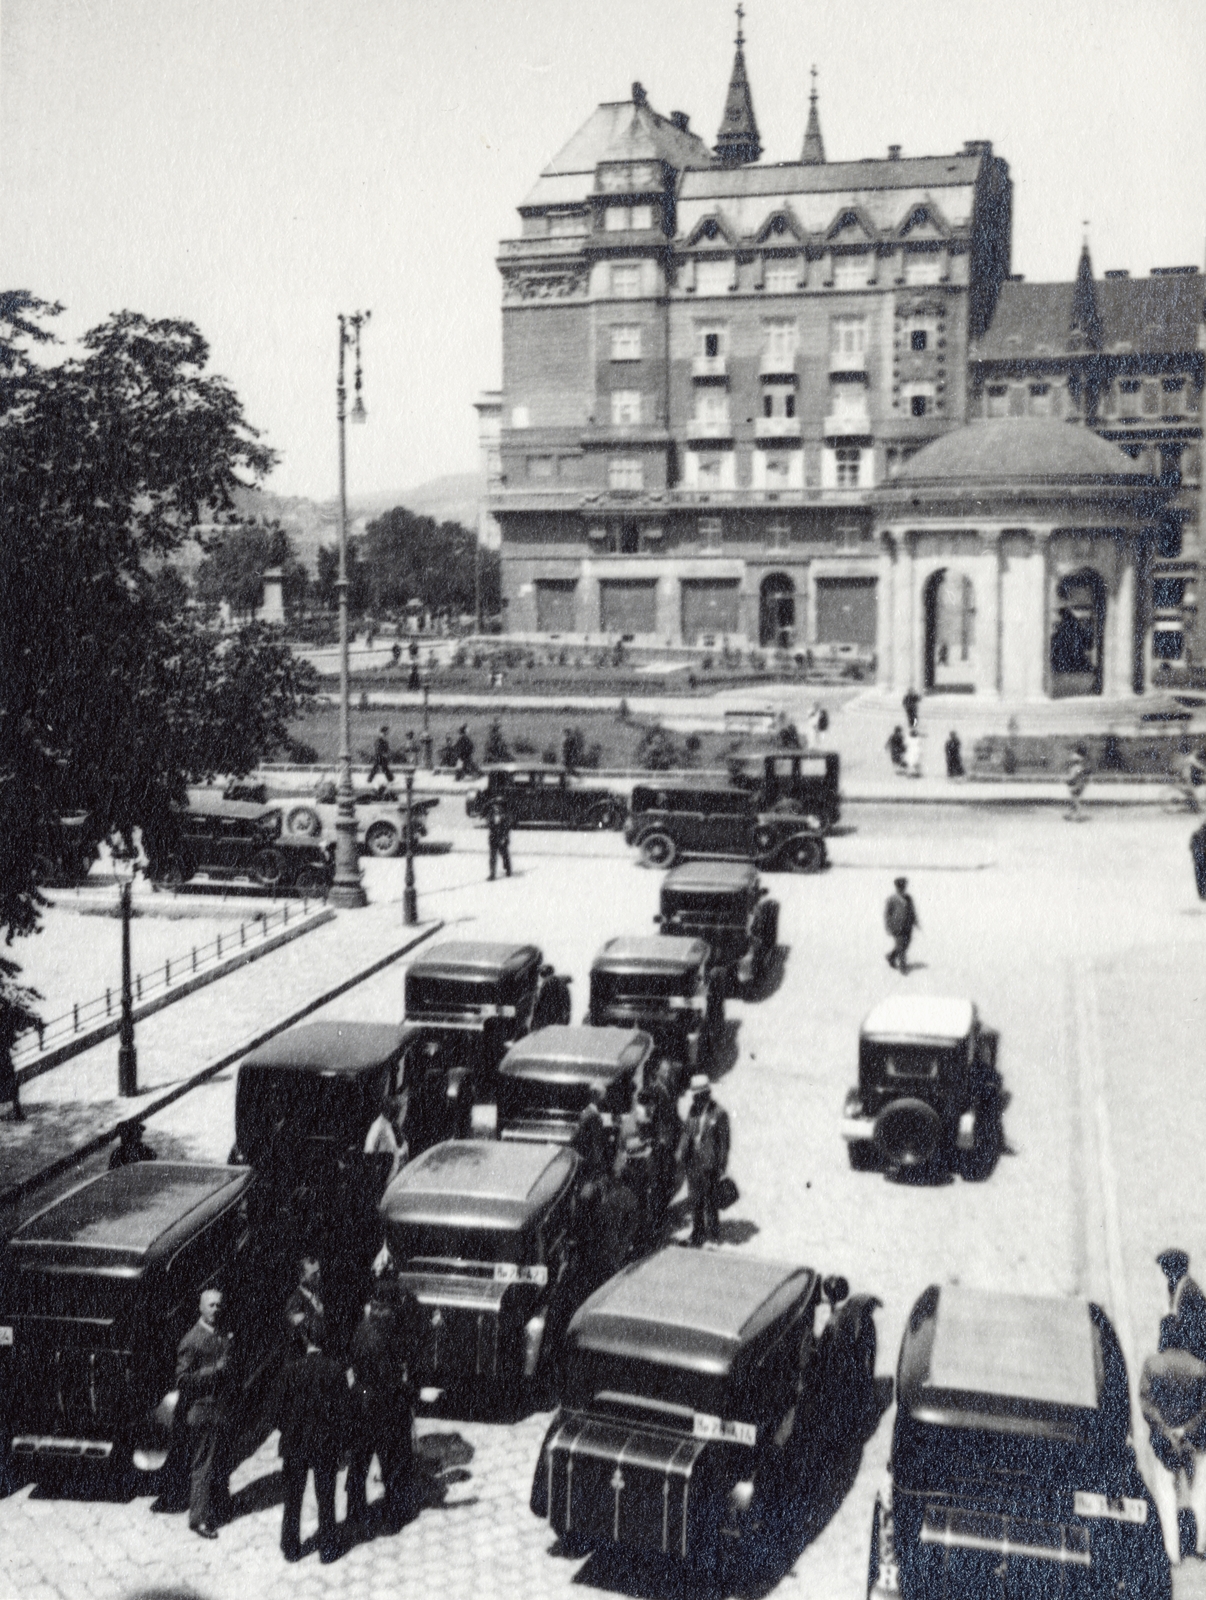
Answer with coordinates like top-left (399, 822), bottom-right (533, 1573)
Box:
top-left (195, 520), bottom-right (309, 620)
top-left (355, 505), bottom-right (500, 619)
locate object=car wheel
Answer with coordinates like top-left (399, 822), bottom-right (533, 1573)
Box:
top-left (585, 802), bottom-right (621, 831)
top-left (786, 835), bottom-right (825, 873)
top-left (294, 864), bottom-right (329, 898)
top-left (285, 804), bottom-right (321, 838)
top-left (639, 831), bottom-right (677, 868)
top-left (752, 824), bottom-right (776, 860)
top-left (365, 821), bottom-right (401, 858)
top-left (250, 847), bottom-right (285, 888)
top-left (875, 1099), bottom-right (943, 1172)
top-left (153, 854), bottom-right (192, 888)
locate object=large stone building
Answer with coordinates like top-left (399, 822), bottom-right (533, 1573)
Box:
top-left (486, 15), bottom-right (1204, 695)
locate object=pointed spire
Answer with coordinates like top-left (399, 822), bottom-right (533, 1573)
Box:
top-left (801, 63), bottom-right (825, 164)
top-left (1071, 231), bottom-right (1103, 350)
top-left (714, 3), bottom-right (762, 168)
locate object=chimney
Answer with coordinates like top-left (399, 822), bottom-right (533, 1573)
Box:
top-left (1104, 270), bottom-right (1129, 280)
top-left (670, 110), bottom-right (690, 132)
top-left (963, 139), bottom-right (993, 157)
top-left (887, 144), bottom-right (901, 161)
top-left (632, 81), bottom-right (647, 107)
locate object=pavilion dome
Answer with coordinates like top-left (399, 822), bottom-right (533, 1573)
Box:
top-left (897, 418), bottom-right (1136, 485)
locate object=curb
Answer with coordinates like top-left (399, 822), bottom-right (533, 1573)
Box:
top-left (0, 920), bottom-right (444, 1213)
top-left (14, 907), bottom-right (337, 1086)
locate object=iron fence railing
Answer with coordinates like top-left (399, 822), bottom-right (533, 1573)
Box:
top-left (15, 900), bottom-right (322, 1066)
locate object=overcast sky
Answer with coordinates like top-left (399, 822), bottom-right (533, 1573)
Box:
top-left (3, 0), bottom-right (1205, 502)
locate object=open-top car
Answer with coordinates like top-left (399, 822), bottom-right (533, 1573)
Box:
top-left (147, 792), bottom-right (333, 893)
top-left (870, 1286), bottom-right (1169, 1600)
top-left (401, 942), bottom-right (574, 1145)
top-left (283, 784), bottom-right (441, 858)
top-left (531, 1245), bottom-right (880, 1573)
top-left (0, 1163), bottom-right (287, 1482)
top-left (625, 783), bottom-right (828, 874)
top-left (588, 936), bottom-right (724, 1087)
top-left (657, 861), bottom-right (779, 996)
top-left (379, 1139), bottom-right (606, 1409)
top-left (467, 767), bottom-right (627, 832)
top-left (840, 995), bottom-right (999, 1178)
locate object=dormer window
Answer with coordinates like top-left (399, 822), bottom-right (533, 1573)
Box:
top-left (904, 252), bottom-right (942, 286)
top-left (833, 254), bottom-right (870, 289)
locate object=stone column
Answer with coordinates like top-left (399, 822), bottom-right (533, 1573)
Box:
top-left (1109, 545), bottom-right (1138, 697)
top-left (977, 529), bottom-right (1002, 698)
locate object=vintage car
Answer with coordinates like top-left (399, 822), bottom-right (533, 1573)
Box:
top-left (870, 1286), bottom-right (1170, 1599)
top-left (840, 995), bottom-right (998, 1177)
top-left (231, 1021), bottom-right (409, 1348)
top-left (379, 1139), bottom-right (603, 1408)
top-left (725, 747), bottom-right (842, 832)
top-left (467, 766), bottom-right (627, 832)
top-left (625, 783), bottom-right (828, 874)
top-left (588, 936), bottom-right (724, 1085)
top-left (656, 861), bottom-right (779, 996)
top-left (531, 1246), bottom-right (880, 1572)
top-left (281, 784), bottom-right (441, 858)
top-left (0, 1162), bottom-right (286, 1479)
top-left (146, 792), bottom-right (334, 893)
top-left (401, 942), bottom-right (573, 1140)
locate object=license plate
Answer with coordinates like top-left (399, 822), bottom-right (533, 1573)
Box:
top-left (1073, 1491), bottom-right (1148, 1524)
top-left (693, 1411), bottom-right (756, 1447)
top-left (492, 1263), bottom-right (547, 1286)
top-left (0, 1326), bottom-right (12, 1346)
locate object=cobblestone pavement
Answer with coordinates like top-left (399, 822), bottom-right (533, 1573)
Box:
top-left (4, 804), bottom-right (1206, 1597)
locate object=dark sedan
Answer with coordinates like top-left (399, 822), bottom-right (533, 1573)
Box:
top-left (467, 767), bottom-right (627, 831)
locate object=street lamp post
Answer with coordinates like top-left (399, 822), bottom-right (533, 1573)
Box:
top-left (403, 765), bottom-right (419, 925)
top-left (113, 849), bottom-right (138, 1097)
top-left (330, 311), bottom-right (370, 909)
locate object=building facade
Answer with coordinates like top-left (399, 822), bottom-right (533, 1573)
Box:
top-left (486, 18), bottom-right (1204, 694)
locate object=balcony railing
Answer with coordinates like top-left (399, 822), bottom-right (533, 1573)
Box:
top-left (759, 351), bottom-right (798, 379)
top-left (824, 406), bottom-right (872, 439)
top-left (692, 354), bottom-right (728, 380)
top-left (755, 416), bottom-right (802, 440)
top-left (686, 416), bottom-right (733, 442)
top-left (829, 348), bottom-right (868, 376)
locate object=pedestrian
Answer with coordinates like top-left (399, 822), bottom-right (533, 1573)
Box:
top-left (571, 1087), bottom-right (610, 1182)
top-left (108, 1119), bottom-right (157, 1167)
top-left (1191, 824), bottom-right (1206, 901)
top-left (1142, 1251), bottom-right (1206, 1561)
top-left (486, 795), bottom-right (512, 880)
top-left (804, 703), bottom-right (826, 748)
top-left (639, 1058), bottom-right (682, 1225)
top-left (677, 1077), bottom-right (730, 1248)
top-left (1159, 1250), bottom-right (1206, 1364)
top-left (902, 687), bottom-right (921, 732)
top-left (368, 726), bottom-right (394, 786)
top-left (273, 1336), bottom-right (349, 1563)
top-left (561, 726), bottom-right (579, 773)
top-left (944, 730), bottom-right (964, 778)
top-left (778, 720), bottom-right (802, 749)
top-left (1177, 748), bottom-right (1205, 814)
top-left (884, 876), bottom-right (919, 973)
top-left (403, 730), bottom-right (420, 768)
top-left (345, 1283), bottom-right (416, 1536)
top-left (363, 1088), bottom-right (407, 1189)
top-left (904, 727), bottom-right (922, 778)
top-left (453, 724), bottom-right (475, 778)
top-left (886, 725), bottom-right (906, 771)
top-left (174, 1289), bottom-right (235, 1540)
top-left (1065, 744), bottom-right (1089, 821)
top-left (285, 1255), bottom-right (328, 1355)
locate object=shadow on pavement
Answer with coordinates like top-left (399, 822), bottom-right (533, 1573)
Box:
top-left (708, 1020), bottom-right (741, 1084)
top-left (748, 945), bottom-right (788, 1003)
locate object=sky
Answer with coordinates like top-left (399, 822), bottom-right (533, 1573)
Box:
top-left (3, 0), bottom-right (1205, 503)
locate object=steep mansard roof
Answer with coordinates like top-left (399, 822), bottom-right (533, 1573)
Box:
top-left (521, 96), bottom-right (713, 209)
top-left (971, 273), bottom-right (1205, 360)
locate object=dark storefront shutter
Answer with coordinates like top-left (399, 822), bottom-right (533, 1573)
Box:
top-left (680, 580), bottom-right (740, 643)
top-left (599, 580), bottom-right (658, 635)
top-left (814, 577), bottom-right (877, 646)
top-left (535, 580), bottom-right (578, 632)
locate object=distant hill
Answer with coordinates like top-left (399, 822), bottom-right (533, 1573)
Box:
top-left (225, 472), bottom-right (486, 572)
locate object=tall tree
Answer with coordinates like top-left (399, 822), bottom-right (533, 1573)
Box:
top-left (358, 506), bottom-right (493, 618)
top-left (195, 520), bottom-right (309, 620)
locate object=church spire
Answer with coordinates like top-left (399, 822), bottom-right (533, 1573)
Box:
top-left (800, 64), bottom-right (825, 164)
top-left (713, 3), bottom-right (762, 168)
top-left (1070, 230), bottom-right (1103, 350)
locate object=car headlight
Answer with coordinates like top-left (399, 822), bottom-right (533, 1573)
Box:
top-left (728, 1480), bottom-right (755, 1517)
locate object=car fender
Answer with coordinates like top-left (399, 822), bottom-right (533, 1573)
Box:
top-left (132, 1388), bottom-right (180, 1473)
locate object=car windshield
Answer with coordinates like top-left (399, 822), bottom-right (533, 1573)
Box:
top-left (592, 971), bottom-right (692, 1005)
top-left (863, 1043), bottom-right (956, 1080)
top-left (661, 893), bottom-right (744, 924)
top-left (406, 976), bottom-right (500, 1013)
top-left (564, 1348), bottom-right (728, 1424)
top-left (500, 1075), bottom-right (628, 1120)
top-left (387, 1222), bottom-right (523, 1268)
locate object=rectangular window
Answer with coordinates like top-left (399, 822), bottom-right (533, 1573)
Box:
top-left (905, 252), bottom-right (942, 285)
top-left (1119, 378), bottom-right (1141, 394)
top-left (697, 456), bottom-right (724, 488)
top-left (986, 384), bottom-right (1009, 419)
top-left (696, 258), bottom-right (734, 296)
top-left (836, 447), bottom-right (861, 487)
top-left (610, 325), bottom-right (642, 361)
top-left (699, 327), bottom-right (726, 359)
top-left (611, 390), bottom-right (642, 426)
top-left (763, 394), bottom-right (774, 418)
top-left (699, 515), bottom-right (723, 547)
top-left (911, 329), bottom-right (928, 351)
top-left (1028, 383), bottom-right (1051, 417)
top-left (608, 457), bottom-right (643, 490)
top-left (833, 254), bottom-right (870, 289)
top-left (611, 264), bottom-right (641, 298)
top-left (911, 394), bottom-right (928, 417)
top-left (548, 212), bottom-right (582, 236)
top-left (630, 205), bottom-right (653, 230)
top-left (765, 457), bottom-right (790, 489)
top-left (764, 258), bottom-right (799, 293)
top-left (695, 391), bottom-right (730, 425)
top-left (785, 392), bottom-right (796, 419)
top-left (527, 455), bottom-right (555, 480)
top-left (1153, 629), bottom-right (1184, 660)
top-left (832, 316), bottom-right (867, 355)
top-left (764, 322), bottom-right (797, 361)
top-left (1153, 578), bottom-right (1185, 608)
top-left (1163, 377), bottom-right (1185, 393)
top-left (604, 208), bottom-right (627, 232)
top-left (767, 518), bottom-right (790, 546)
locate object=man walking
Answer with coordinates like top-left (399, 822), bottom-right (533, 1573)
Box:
top-left (678, 1077), bottom-right (730, 1247)
top-left (486, 795), bottom-right (512, 880)
top-left (1065, 744), bottom-right (1089, 821)
top-left (885, 877), bottom-right (919, 973)
top-left (902, 687), bottom-right (921, 732)
top-left (175, 1289), bottom-right (235, 1540)
top-left (274, 1336), bottom-right (348, 1563)
top-left (944, 730), bottom-right (964, 778)
top-left (368, 726), bottom-right (393, 786)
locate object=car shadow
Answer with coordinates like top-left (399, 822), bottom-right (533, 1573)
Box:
top-left (707, 1020), bottom-right (742, 1083)
top-left (747, 944), bottom-right (789, 1002)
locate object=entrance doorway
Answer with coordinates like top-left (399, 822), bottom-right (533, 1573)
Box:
top-left (1050, 568), bottom-right (1106, 696)
top-left (759, 573), bottom-right (795, 647)
top-left (923, 568), bottom-right (977, 690)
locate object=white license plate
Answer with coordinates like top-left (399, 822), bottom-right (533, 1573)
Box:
top-left (1073, 1491), bottom-right (1147, 1524)
top-left (0, 1326), bottom-right (13, 1347)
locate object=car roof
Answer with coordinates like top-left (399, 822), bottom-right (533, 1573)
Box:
top-left (862, 995), bottom-right (975, 1043)
top-left (408, 940), bottom-right (542, 978)
top-left (593, 935), bottom-right (709, 971)
top-left (569, 1248), bottom-right (816, 1375)
top-left (240, 1021), bottom-right (408, 1074)
top-left (380, 1139), bottom-right (577, 1230)
top-left (500, 1026), bottom-right (653, 1083)
top-left (10, 1163), bottom-right (253, 1268)
top-left (917, 1286), bottom-right (1100, 1412)
top-left (185, 791), bottom-right (277, 821)
top-left (663, 862), bottom-right (759, 894)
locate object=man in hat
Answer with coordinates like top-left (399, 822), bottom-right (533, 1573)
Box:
top-left (677, 1077), bottom-right (730, 1247)
top-left (1159, 1250), bottom-right (1206, 1364)
top-left (368, 726), bottom-right (394, 786)
top-left (486, 794), bottom-right (512, 881)
top-left (884, 878), bottom-right (919, 973)
top-left (1142, 1251), bottom-right (1206, 1560)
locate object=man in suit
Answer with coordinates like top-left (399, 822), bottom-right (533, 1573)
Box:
top-left (345, 1280), bottom-right (417, 1535)
top-left (274, 1337), bottom-right (349, 1563)
top-left (486, 795), bottom-right (512, 880)
top-left (175, 1288), bottom-right (235, 1539)
top-left (678, 1077), bottom-right (730, 1247)
top-left (284, 1255), bottom-right (327, 1355)
top-left (884, 877), bottom-right (919, 973)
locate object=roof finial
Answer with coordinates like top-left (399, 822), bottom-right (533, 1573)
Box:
top-left (801, 62), bottom-right (825, 164)
top-left (714, 3), bottom-right (762, 166)
top-left (736, 2), bottom-right (744, 48)
top-left (810, 62), bottom-right (818, 101)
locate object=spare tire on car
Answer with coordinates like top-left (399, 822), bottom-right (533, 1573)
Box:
top-left (285, 805), bottom-right (322, 838)
top-left (874, 1099), bottom-right (943, 1171)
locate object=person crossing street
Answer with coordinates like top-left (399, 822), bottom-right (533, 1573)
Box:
top-left (486, 794), bottom-right (512, 880)
top-left (677, 1077), bottom-right (730, 1247)
top-left (884, 877), bottom-right (919, 973)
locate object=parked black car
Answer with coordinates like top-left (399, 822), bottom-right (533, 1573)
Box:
top-left (467, 767), bottom-right (627, 831)
top-left (588, 936), bottom-right (723, 1086)
top-left (379, 1139), bottom-right (607, 1408)
top-left (231, 1021), bottom-right (410, 1349)
top-left (146, 794), bottom-right (333, 893)
top-left (657, 861), bottom-right (779, 996)
top-left (0, 1163), bottom-right (284, 1481)
top-left (871, 1286), bottom-right (1169, 1599)
top-left (401, 941), bottom-right (573, 1143)
top-left (840, 995), bottom-right (999, 1177)
top-left (725, 746), bottom-right (842, 831)
top-left (625, 783), bottom-right (828, 873)
top-left (531, 1246), bottom-right (880, 1573)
